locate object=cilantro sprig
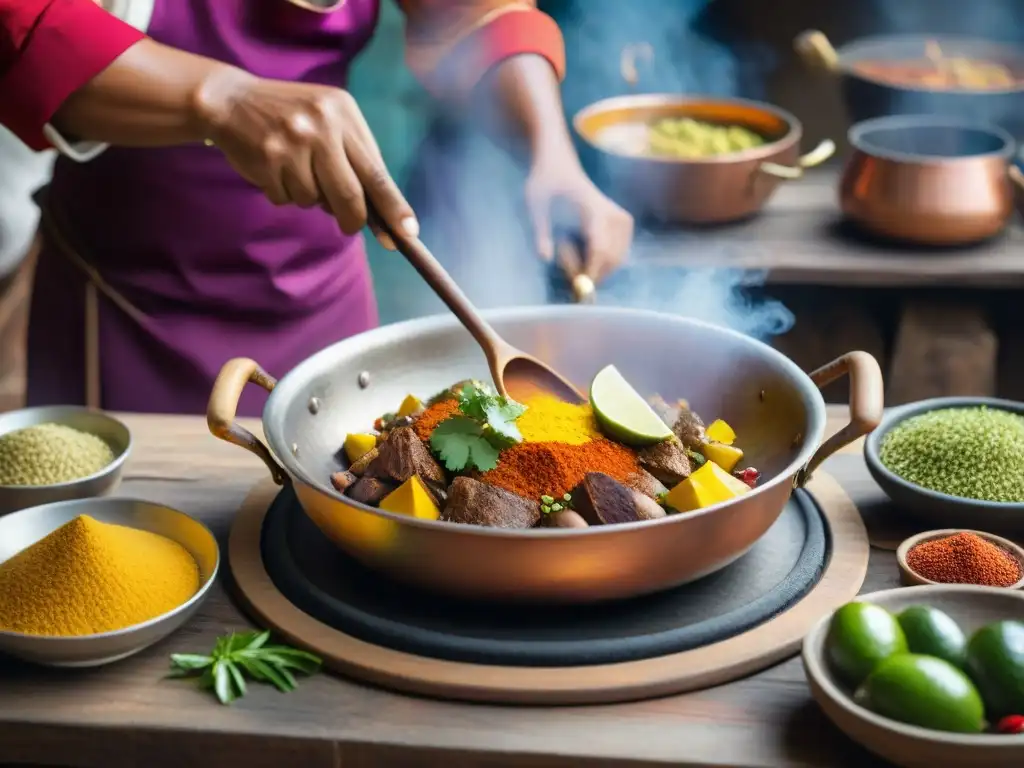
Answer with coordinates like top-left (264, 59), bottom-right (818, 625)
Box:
top-left (429, 381), bottom-right (527, 472)
top-left (168, 630), bottom-right (321, 705)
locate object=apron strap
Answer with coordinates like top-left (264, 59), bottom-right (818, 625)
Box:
top-left (35, 186), bottom-right (150, 409)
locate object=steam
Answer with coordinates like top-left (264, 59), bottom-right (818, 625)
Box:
top-left (396, 0), bottom-right (794, 344)
top-left (594, 266), bottom-right (794, 342)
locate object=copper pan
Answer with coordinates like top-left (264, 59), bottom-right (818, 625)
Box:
top-left (839, 115), bottom-right (1024, 246)
top-left (572, 45), bottom-right (835, 225)
top-left (208, 307), bottom-right (883, 604)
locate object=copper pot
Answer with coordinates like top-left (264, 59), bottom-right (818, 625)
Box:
top-left (572, 46), bottom-right (835, 225)
top-left (839, 115), bottom-right (1024, 245)
top-left (795, 30), bottom-right (1024, 138)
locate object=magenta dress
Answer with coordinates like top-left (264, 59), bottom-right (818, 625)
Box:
top-left (27, 1), bottom-right (381, 417)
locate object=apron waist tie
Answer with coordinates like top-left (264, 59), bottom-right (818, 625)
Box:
top-left (35, 186), bottom-right (150, 409)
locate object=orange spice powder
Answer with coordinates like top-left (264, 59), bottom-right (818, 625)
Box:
top-left (413, 399), bottom-right (460, 441)
top-left (479, 439), bottom-right (640, 499)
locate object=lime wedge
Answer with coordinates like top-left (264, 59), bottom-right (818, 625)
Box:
top-left (589, 364), bottom-right (673, 446)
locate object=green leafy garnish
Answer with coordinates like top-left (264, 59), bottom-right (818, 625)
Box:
top-left (686, 449), bottom-right (707, 468)
top-left (427, 382), bottom-right (527, 471)
top-left (457, 381), bottom-right (527, 446)
top-left (168, 630), bottom-right (321, 705)
top-left (430, 416), bottom-right (501, 472)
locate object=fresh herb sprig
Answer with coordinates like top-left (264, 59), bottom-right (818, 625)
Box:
top-left (169, 630), bottom-right (321, 705)
top-left (429, 381), bottom-right (527, 473)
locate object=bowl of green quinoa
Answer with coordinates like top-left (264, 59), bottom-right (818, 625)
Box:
top-left (0, 406), bottom-right (131, 516)
top-left (865, 397), bottom-right (1024, 532)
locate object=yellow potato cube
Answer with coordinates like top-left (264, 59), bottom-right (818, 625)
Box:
top-left (705, 419), bottom-right (736, 445)
top-left (344, 433), bottom-right (378, 464)
top-left (379, 475), bottom-right (440, 520)
top-left (702, 442), bottom-right (744, 474)
top-left (664, 460), bottom-right (750, 513)
top-left (397, 394), bottom-right (424, 418)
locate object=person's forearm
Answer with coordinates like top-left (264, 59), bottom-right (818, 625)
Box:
top-left (52, 37), bottom-right (252, 147)
top-left (477, 54), bottom-right (580, 169)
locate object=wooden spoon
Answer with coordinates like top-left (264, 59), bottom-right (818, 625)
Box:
top-left (373, 214), bottom-right (585, 404)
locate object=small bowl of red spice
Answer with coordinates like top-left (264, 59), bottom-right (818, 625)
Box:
top-left (897, 529), bottom-right (1024, 590)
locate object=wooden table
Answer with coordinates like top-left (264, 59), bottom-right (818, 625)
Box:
top-left (0, 408), bottom-right (903, 767)
top-left (628, 168), bottom-right (1024, 405)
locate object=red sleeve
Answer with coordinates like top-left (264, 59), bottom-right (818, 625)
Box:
top-left (400, 2), bottom-right (565, 99)
top-left (0, 0), bottom-right (146, 150)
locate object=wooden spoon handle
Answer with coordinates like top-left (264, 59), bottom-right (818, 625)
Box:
top-left (556, 241), bottom-right (595, 303)
top-left (369, 210), bottom-right (508, 360)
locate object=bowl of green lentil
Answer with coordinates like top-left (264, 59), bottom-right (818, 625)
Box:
top-left (865, 397), bottom-right (1024, 532)
top-left (0, 406), bottom-right (131, 516)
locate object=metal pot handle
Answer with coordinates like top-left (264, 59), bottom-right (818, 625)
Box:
top-left (796, 351), bottom-right (884, 486)
top-left (759, 140), bottom-right (837, 180)
top-left (207, 357), bottom-right (288, 485)
top-left (1009, 164), bottom-right (1024, 218)
top-left (794, 30), bottom-right (840, 73)
top-left (621, 43), bottom-right (654, 89)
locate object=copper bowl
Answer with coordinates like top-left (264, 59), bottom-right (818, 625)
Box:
top-left (839, 115), bottom-right (1024, 245)
top-left (572, 94), bottom-right (835, 225)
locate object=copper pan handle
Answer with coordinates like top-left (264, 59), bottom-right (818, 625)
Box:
top-left (760, 140), bottom-right (836, 180)
top-left (794, 30), bottom-right (840, 73)
top-left (1009, 163), bottom-right (1024, 218)
top-left (621, 43), bottom-right (654, 89)
top-left (207, 357), bottom-right (287, 485)
top-left (796, 351), bottom-right (884, 486)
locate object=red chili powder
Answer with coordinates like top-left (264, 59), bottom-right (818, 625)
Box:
top-left (479, 438), bottom-right (641, 499)
top-left (906, 532), bottom-right (1022, 588)
top-left (413, 399), bottom-right (460, 441)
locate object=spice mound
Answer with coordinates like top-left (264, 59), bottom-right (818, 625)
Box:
top-left (906, 532), bottom-right (1023, 588)
top-left (0, 515), bottom-right (200, 636)
top-left (0, 423), bottom-right (116, 486)
top-left (879, 407), bottom-right (1024, 503)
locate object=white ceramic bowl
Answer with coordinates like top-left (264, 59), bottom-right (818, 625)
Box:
top-left (0, 497), bottom-right (219, 667)
top-left (802, 585), bottom-right (1024, 768)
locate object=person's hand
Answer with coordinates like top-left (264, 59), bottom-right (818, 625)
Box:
top-left (194, 69), bottom-right (416, 248)
top-left (524, 156), bottom-right (633, 284)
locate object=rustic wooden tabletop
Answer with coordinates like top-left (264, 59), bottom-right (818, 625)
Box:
top-left (631, 168), bottom-right (1024, 290)
top-left (0, 408), bottom-right (904, 768)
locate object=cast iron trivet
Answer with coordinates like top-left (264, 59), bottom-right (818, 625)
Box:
top-left (229, 471), bottom-right (869, 704)
top-left (261, 485), bottom-right (825, 667)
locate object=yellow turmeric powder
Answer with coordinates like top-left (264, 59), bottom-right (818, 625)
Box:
top-left (517, 394), bottom-right (600, 445)
top-left (0, 515), bottom-right (199, 636)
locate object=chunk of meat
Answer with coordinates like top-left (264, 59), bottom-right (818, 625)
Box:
top-left (330, 470), bottom-right (357, 493)
top-left (573, 472), bottom-right (658, 526)
top-left (672, 407), bottom-right (707, 449)
top-left (441, 477), bottom-right (541, 529)
top-left (623, 469), bottom-right (668, 499)
top-left (543, 509), bottom-right (589, 528)
top-left (365, 426), bottom-right (445, 485)
top-left (347, 477), bottom-right (396, 506)
top-left (348, 446), bottom-right (379, 476)
top-left (638, 438), bottom-right (693, 486)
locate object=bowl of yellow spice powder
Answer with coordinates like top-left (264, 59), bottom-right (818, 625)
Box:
top-left (0, 405), bottom-right (132, 515)
top-left (0, 497), bottom-right (218, 667)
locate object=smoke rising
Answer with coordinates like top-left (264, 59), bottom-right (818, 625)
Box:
top-left (400, 0), bottom-right (794, 343)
